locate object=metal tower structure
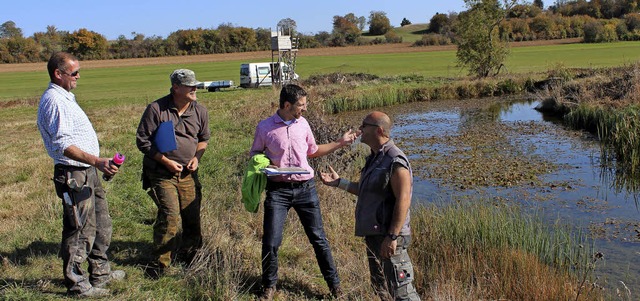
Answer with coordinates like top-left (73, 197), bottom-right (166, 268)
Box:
top-left (271, 26), bottom-right (298, 86)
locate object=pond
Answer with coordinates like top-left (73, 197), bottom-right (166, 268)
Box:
top-left (345, 98), bottom-right (640, 294)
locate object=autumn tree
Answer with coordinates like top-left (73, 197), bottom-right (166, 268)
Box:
top-left (33, 25), bottom-right (65, 60)
top-left (228, 27), bottom-right (258, 52)
top-left (0, 36), bottom-right (39, 63)
top-left (314, 31), bottom-right (332, 46)
top-left (64, 28), bottom-right (108, 60)
top-left (332, 14), bottom-right (362, 45)
top-left (167, 29), bottom-right (205, 54)
top-left (533, 0), bottom-right (544, 9)
top-left (346, 13), bottom-right (367, 31)
top-left (0, 21), bottom-right (23, 39)
top-left (428, 13), bottom-right (450, 34)
top-left (0, 21), bottom-right (46, 63)
top-left (368, 11), bottom-right (392, 35)
top-left (456, 0), bottom-right (517, 77)
top-left (255, 27), bottom-right (272, 50)
top-left (277, 18), bottom-right (297, 36)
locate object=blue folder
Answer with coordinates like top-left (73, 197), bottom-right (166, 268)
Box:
top-left (154, 120), bottom-right (177, 153)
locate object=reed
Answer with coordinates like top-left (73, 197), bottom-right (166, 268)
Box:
top-left (535, 63), bottom-right (640, 194)
top-left (316, 75), bottom-right (535, 114)
top-left (411, 201), bottom-right (601, 300)
top-left (566, 104), bottom-right (640, 184)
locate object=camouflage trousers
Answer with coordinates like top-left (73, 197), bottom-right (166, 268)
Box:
top-left (53, 165), bottom-right (113, 294)
top-left (145, 169), bottom-right (203, 268)
top-left (365, 235), bottom-right (421, 301)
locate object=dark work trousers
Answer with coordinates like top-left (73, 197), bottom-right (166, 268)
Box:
top-left (365, 235), bottom-right (421, 301)
top-left (261, 179), bottom-right (340, 290)
top-left (53, 165), bottom-right (113, 294)
top-left (145, 168), bottom-right (202, 268)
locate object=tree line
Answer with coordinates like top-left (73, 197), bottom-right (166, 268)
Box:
top-left (1, 0), bottom-right (639, 64)
top-left (416, 0), bottom-right (640, 46)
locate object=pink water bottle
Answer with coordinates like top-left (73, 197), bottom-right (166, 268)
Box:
top-left (103, 153), bottom-right (125, 181)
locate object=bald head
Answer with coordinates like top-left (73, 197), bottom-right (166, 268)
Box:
top-left (365, 111), bottom-right (392, 138)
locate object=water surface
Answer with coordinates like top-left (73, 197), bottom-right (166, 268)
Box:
top-left (343, 98), bottom-right (640, 293)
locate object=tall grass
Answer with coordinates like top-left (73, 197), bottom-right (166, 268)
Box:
top-left (557, 63), bottom-right (640, 192)
top-left (316, 74), bottom-right (535, 114)
top-left (565, 104), bottom-right (640, 193)
top-left (411, 201), bottom-right (601, 300)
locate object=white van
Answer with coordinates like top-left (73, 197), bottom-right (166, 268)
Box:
top-left (240, 62), bottom-right (298, 88)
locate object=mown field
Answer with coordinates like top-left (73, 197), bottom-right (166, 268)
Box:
top-left (1, 41), bottom-right (639, 300)
top-left (1, 40), bottom-right (639, 102)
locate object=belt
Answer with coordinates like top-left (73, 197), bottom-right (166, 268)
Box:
top-left (267, 178), bottom-right (313, 189)
top-left (54, 164), bottom-right (91, 171)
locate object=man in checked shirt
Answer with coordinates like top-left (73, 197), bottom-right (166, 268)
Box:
top-left (37, 52), bottom-right (125, 298)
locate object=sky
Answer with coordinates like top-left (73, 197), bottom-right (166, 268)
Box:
top-left (2, 1), bottom-right (467, 40)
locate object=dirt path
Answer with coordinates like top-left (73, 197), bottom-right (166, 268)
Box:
top-left (0, 38), bottom-right (581, 73)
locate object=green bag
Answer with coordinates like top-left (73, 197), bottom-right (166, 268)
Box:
top-left (241, 154), bottom-right (270, 213)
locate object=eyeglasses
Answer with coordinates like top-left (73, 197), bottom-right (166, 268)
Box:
top-left (61, 70), bottom-right (80, 77)
top-left (360, 121), bottom-right (379, 128)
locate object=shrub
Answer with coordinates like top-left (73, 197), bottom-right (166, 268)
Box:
top-left (497, 78), bottom-right (521, 95)
top-left (384, 31), bottom-right (403, 43)
top-left (624, 13), bottom-right (640, 31)
top-left (370, 37), bottom-right (386, 45)
top-left (583, 21), bottom-right (604, 42)
top-left (412, 33), bottom-right (451, 46)
top-left (602, 23), bottom-right (619, 42)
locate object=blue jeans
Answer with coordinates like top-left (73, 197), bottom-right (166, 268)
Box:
top-left (261, 179), bottom-right (340, 289)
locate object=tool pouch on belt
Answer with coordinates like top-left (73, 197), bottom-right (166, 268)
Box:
top-left (390, 248), bottom-right (415, 289)
top-left (53, 167), bottom-right (92, 229)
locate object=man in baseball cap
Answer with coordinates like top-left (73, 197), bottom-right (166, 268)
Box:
top-left (170, 69), bottom-right (201, 87)
top-left (136, 68), bottom-right (210, 277)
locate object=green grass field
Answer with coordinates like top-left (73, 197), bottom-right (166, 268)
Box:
top-left (2, 41), bottom-right (639, 103)
top-left (361, 23), bottom-right (430, 43)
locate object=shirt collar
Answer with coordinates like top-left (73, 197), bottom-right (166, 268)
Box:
top-left (273, 112), bottom-right (298, 125)
top-left (374, 139), bottom-right (395, 155)
top-left (166, 94), bottom-right (194, 116)
top-left (49, 82), bottom-right (75, 101)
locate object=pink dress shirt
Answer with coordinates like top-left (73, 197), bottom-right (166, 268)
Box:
top-left (250, 113), bottom-right (318, 182)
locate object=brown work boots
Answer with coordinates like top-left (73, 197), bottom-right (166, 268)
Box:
top-left (76, 287), bottom-right (111, 298)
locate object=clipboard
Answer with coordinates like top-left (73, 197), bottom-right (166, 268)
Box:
top-left (261, 167), bottom-right (310, 176)
top-left (154, 120), bottom-right (177, 153)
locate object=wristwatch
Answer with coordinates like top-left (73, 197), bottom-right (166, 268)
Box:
top-left (387, 233), bottom-right (399, 241)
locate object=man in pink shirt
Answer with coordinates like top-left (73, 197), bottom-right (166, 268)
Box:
top-left (250, 84), bottom-right (356, 300)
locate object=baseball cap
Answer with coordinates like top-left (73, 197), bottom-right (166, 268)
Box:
top-left (170, 69), bottom-right (201, 86)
